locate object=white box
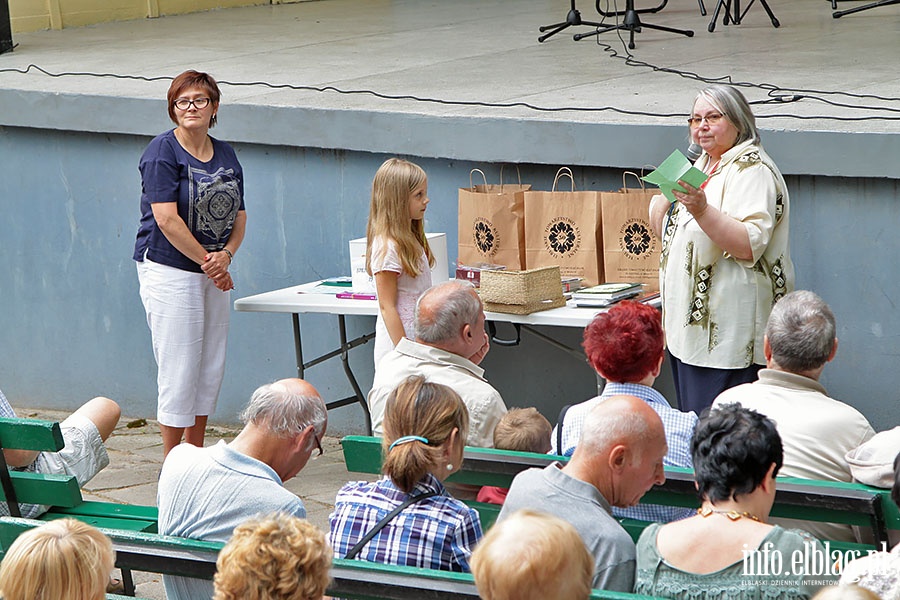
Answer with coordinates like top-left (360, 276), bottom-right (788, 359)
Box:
top-left (349, 233), bottom-right (449, 293)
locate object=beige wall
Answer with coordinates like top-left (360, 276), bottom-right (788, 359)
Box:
top-left (9, 0), bottom-right (310, 33)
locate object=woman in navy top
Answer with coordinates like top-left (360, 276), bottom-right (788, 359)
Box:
top-left (134, 70), bottom-right (246, 458)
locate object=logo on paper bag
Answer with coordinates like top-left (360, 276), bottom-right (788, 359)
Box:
top-left (544, 217), bottom-right (580, 258)
top-left (473, 218), bottom-right (499, 257)
top-left (618, 219), bottom-right (657, 260)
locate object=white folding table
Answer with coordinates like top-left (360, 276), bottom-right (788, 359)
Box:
top-left (234, 281), bottom-right (652, 433)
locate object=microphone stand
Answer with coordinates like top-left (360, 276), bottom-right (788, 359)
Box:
top-left (573, 0), bottom-right (694, 49)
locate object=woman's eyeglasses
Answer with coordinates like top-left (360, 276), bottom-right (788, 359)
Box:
top-left (687, 113), bottom-right (724, 128)
top-left (173, 97), bottom-right (211, 111)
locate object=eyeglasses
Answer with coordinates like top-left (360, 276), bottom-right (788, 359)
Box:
top-left (312, 430), bottom-right (323, 458)
top-left (687, 113), bottom-right (724, 128)
top-left (173, 97), bottom-right (211, 111)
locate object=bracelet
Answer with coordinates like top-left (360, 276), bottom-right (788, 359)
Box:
top-left (223, 248), bottom-right (233, 262)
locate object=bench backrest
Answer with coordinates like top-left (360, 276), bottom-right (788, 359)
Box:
top-left (0, 417), bottom-right (84, 515)
top-left (341, 435), bottom-right (900, 544)
top-left (0, 517), bottom-right (663, 600)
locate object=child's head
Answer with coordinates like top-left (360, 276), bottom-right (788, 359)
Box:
top-left (366, 157), bottom-right (434, 277)
top-left (0, 519), bottom-right (114, 600)
top-left (493, 407), bottom-right (552, 454)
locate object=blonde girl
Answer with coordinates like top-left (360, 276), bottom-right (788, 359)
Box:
top-left (0, 518), bottom-right (115, 600)
top-left (365, 158), bottom-right (435, 368)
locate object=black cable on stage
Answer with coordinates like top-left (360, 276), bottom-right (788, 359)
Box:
top-left (3, 49), bottom-right (900, 122)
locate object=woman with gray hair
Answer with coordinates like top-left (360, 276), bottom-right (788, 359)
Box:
top-left (649, 84), bottom-right (794, 414)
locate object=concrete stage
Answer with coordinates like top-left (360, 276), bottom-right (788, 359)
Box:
top-left (1, 0), bottom-right (899, 433)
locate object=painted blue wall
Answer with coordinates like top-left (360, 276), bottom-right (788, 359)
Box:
top-left (1, 125), bottom-right (898, 434)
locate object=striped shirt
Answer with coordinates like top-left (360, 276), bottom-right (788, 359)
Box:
top-left (328, 473), bottom-right (482, 572)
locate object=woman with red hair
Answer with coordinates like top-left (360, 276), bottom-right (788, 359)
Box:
top-left (551, 300), bottom-right (697, 522)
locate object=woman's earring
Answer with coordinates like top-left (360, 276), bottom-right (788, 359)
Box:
top-left (446, 463), bottom-right (454, 471)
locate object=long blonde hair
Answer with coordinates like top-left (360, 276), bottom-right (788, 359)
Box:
top-left (382, 376), bottom-right (468, 493)
top-left (365, 158), bottom-right (435, 277)
top-left (0, 519), bottom-right (114, 600)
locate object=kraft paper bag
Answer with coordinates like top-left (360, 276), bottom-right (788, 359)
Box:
top-left (458, 168), bottom-right (530, 270)
top-left (600, 172), bottom-right (662, 291)
top-left (524, 167), bottom-right (604, 287)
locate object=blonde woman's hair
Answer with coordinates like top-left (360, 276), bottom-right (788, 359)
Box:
top-left (0, 518), bottom-right (114, 600)
top-left (471, 509), bottom-right (592, 600)
top-left (382, 375), bottom-right (469, 493)
top-left (213, 513), bottom-right (332, 600)
top-left (493, 408), bottom-right (552, 454)
top-left (365, 158), bottom-right (435, 278)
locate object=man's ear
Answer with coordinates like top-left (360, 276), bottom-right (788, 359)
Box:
top-left (608, 444), bottom-right (628, 471)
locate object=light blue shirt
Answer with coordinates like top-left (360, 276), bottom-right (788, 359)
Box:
top-left (157, 440), bottom-right (306, 599)
top-left (551, 382), bottom-right (698, 523)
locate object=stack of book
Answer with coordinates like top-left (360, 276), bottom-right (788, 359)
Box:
top-left (572, 282), bottom-right (643, 308)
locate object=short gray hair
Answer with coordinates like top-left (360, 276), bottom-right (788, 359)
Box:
top-left (766, 290), bottom-right (836, 372)
top-left (695, 85), bottom-right (759, 145)
top-left (240, 383), bottom-right (326, 437)
top-left (415, 280), bottom-right (481, 344)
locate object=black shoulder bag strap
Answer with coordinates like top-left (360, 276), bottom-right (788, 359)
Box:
top-left (555, 403), bottom-right (572, 456)
top-left (344, 490), bottom-right (439, 560)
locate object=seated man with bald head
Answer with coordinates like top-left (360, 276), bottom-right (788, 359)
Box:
top-left (368, 280), bottom-right (507, 447)
top-left (158, 378), bottom-right (327, 600)
top-left (498, 395), bottom-right (667, 592)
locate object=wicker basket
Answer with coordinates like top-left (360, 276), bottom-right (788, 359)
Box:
top-left (479, 266), bottom-right (566, 315)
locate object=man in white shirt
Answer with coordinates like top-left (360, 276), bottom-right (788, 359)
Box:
top-left (713, 290), bottom-right (875, 542)
top-left (368, 280), bottom-right (507, 448)
top-left (158, 378), bottom-right (326, 599)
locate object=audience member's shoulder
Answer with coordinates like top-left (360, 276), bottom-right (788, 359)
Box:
top-left (770, 525), bottom-right (822, 549)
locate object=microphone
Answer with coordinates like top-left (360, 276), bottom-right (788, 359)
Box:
top-left (686, 143), bottom-right (703, 162)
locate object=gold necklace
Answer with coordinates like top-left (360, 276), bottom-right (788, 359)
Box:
top-left (698, 506), bottom-right (760, 522)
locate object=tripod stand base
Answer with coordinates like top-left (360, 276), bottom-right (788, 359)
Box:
top-left (573, 7), bottom-right (693, 49)
top-left (708, 0), bottom-right (779, 32)
top-left (833, 0), bottom-right (899, 17)
top-left (538, 8), bottom-right (604, 42)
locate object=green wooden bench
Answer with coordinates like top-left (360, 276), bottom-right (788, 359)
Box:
top-left (0, 516), bottom-right (662, 600)
top-left (341, 435), bottom-right (900, 551)
top-left (0, 416), bottom-right (160, 594)
top-left (0, 416), bottom-right (158, 531)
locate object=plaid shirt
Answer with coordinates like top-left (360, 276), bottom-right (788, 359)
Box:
top-left (551, 382), bottom-right (698, 523)
top-left (0, 389), bottom-right (14, 418)
top-left (328, 473), bottom-right (482, 572)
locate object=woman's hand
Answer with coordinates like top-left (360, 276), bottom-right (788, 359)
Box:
top-left (212, 271), bottom-right (234, 292)
top-left (673, 180), bottom-right (708, 218)
top-left (201, 250), bottom-right (231, 280)
top-left (673, 179), bottom-right (753, 261)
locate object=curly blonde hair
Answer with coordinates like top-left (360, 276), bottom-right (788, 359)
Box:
top-left (213, 513), bottom-right (332, 600)
top-left (0, 518), bottom-right (114, 600)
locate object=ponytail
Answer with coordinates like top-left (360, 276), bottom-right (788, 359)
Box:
top-left (381, 376), bottom-right (468, 494)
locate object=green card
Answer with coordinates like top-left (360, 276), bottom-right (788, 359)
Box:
top-left (641, 150), bottom-right (709, 203)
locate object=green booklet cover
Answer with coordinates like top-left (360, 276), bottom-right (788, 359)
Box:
top-left (641, 150), bottom-right (709, 203)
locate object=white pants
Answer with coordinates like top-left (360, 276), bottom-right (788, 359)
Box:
top-left (137, 258), bottom-right (230, 428)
